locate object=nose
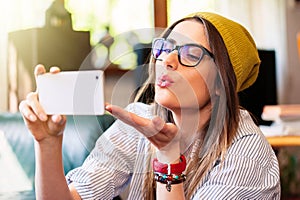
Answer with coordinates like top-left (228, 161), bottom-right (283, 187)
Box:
top-left (162, 51), bottom-right (179, 70)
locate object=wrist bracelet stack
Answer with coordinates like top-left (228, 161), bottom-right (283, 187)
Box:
top-left (152, 155), bottom-right (187, 192)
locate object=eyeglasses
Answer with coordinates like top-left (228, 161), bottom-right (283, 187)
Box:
top-left (152, 38), bottom-right (214, 67)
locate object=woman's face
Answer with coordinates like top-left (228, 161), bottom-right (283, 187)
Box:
top-left (154, 20), bottom-right (218, 112)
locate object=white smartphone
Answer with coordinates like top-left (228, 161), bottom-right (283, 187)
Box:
top-left (37, 70), bottom-right (105, 115)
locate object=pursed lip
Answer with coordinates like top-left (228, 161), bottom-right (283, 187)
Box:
top-left (157, 74), bottom-right (174, 88)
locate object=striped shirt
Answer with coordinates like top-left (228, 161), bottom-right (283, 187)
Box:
top-left (66, 102), bottom-right (281, 199)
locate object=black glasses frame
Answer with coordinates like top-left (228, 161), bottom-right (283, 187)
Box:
top-left (152, 38), bottom-right (214, 67)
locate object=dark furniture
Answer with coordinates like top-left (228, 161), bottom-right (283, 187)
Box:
top-left (238, 49), bottom-right (278, 125)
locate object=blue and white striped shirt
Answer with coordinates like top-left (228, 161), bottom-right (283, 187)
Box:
top-left (66, 102), bottom-right (280, 199)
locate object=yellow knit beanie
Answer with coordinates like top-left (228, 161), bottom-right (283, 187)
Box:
top-left (188, 12), bottom-right (261, 92)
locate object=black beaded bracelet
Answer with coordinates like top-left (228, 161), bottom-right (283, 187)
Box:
top-left (154, 172), bottom-right (186, 192)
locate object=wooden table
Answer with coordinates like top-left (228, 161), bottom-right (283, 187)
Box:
top-left (267, 136), bottom-right (300, 147)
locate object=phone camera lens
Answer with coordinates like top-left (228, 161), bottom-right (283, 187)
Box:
top-left (96, 76), bottom-right (99, 79)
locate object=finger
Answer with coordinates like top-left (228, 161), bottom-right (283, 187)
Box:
top-left (148, 124), bottom-right (178, 144)
top-left (147, 118), bottom-right (179, 148)
top-left (106, 104), bottom-right (163, 138)
top-left (106, 104), bottom-right (149, 127)
top-left (151, 116), bottom-right (166, 131)
top-left (26, 92), bottom-right (48, 121)
top-left (19, 100), bottom-right (37, 122)
top-left (152, 117), bottom-right (178, 136)
top-left (34, 64), bottom-right (46, 92)
top-left (161, 122), bottom-right (178, 136)
top-left (107, 104), bottom-right (175, 139)
top-left (49, 66), bottom-right (61, 74)
top-left (51, 114), bottom-right (66, 125)
top-left (47, 115), bottom-right (67, 136)
top-left (34, 64), bottom-right (46, 78)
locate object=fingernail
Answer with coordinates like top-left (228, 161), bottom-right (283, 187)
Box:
top-left (105, 104), bottom-right (112, 112)
top-left (152, 117), bottom-right (164, 129)
top-left (52, 115), bottom-right (63, 124)
top-left (29, 114), bottom-right (37, 121)
top-left (152, 117), bottom-right (162, 125)
top-left (39, 114), bottom-right (47, 121)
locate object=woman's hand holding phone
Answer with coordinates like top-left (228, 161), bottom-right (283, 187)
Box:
top-left (19, 64), bottom-right (67, 142)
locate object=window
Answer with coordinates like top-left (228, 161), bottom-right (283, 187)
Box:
top-left (65, 0), bottom-right (154, 69)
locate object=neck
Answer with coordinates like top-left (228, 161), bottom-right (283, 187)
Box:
top-left (170, 102), bottom-right (212, 152)
top-left (171, 102), bottom-right (212, 133)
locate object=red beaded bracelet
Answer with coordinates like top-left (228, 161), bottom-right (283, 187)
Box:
top-left (152, 155), bottom-right (186, 175)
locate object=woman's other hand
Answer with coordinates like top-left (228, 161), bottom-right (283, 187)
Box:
top-left (105, 103), bottom-right (180, 163)
top-left (19, 64), bottom-right (67, 142)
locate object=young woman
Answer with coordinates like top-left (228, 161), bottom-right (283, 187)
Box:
top-left (19, 12), bottom-right (281, 199)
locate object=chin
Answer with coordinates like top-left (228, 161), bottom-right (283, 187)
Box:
top-left (154, 93), bottom-right (179, 111)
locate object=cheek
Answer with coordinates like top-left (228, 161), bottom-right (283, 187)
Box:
top-left (155, 62), bottom-right (164, 78)
top-left (174, 68), bottom-right (216, 108)
top-left (193, 81), bottom-right (211, 107)
top-left (193, 62), bottom-right (219, 103)
top-left (179, 74), bottom-right (211, 107)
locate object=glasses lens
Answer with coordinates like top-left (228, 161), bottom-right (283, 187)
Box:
top-left (152, 39), bottom-right (164, 59)
top-left (179, 45), bottom-right (204, 66)
top-left (152, 39), bottom-right (175, 59)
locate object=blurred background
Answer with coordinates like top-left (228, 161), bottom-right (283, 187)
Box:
top-left (0, 0), bottom-right (300, 199)
top-left (0, 0), bottom-right (299, 111)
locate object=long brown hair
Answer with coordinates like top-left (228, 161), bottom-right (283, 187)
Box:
top-left (134, 16), bottom-right (240, 199)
